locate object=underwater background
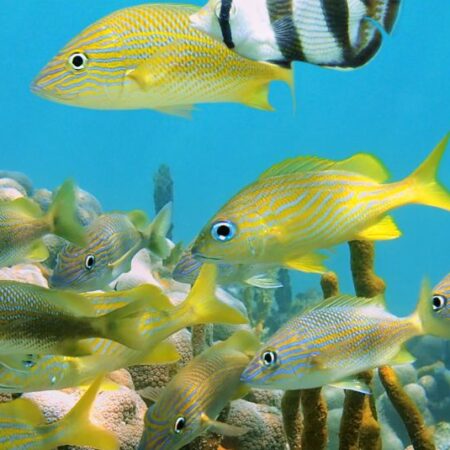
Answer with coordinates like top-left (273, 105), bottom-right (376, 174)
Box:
top-left (1, 0), bottom-right (449, 314)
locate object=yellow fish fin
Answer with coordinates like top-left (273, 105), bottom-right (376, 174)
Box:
top-left (8, 197), bottom-right (43, 217)
top-left (240, 81), bottom-right (274, 111)
top-left (0, 398), bottom-right (45, 425)
top-left (126, 209), bottom-right (149, 232)
top-left (308, 294), bottom-right (386, 312)
top-left (260, 153), bottom-right (389, 182)
top-left (131, 340), bottom-right (180, 365)
top-left (200, 413), bottom-right (249, 436)
top-left (182, 264), bottom-right (248, 325)
top-left (214, 330), bottom-right (260, 358)
top-left (46, 289), bottom-right (96, 317)
top-left (231, 383), bottom-right (251, 400)
top-left (284, 252), bottom-right (327, 273)
top-left (155, 105), bottom-right (195, 118)
top-left (390, 346), bottom-right (416, 365)
top-left (147, 202), bottom-right (173, 259)
top-left (406, 133), bottom-right (450, 212)
top-left (354, 215), bottom-right (402, 241)
top-left (26, 239), bottom-right (50, 262)
top-left (48, 375), bottom-right (119, 450)
top-left (122, 284), bottom-right (173, 310)
top-left (329, 377), bottom-right (371, 394)
top-left (138, 386), bottom-right (164, 402)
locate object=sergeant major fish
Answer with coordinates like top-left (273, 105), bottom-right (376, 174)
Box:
top-left (0, 180), bottom-right (85, 267)
top-left (0, 376), bottom-right (118, 450)
top-left (0, 280), bottom-right (151, 371)
top-left (241, 276), bottom-right (450, 391)
top-left (192, 134), bottom-right (450, 273)
top-left (191, 0), bottom-right (400, 67)
top-left (0, 265), bottom-right (248, 392)
top-left (31, 4), bottom-right (293, 115)
top-left (138, 330), bottom-right (259, 450)
top-left (51, 205), bottom-right (171, 292)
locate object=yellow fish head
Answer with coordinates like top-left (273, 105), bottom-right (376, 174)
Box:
top-left (31, 18), bottom-right (126, 108)
top-left (192, 212), bottom-right (269, 265)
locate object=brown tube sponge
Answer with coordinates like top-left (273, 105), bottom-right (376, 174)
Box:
top-left (379, 365), bottom-right (436, 450)
top-left (281, 389), bottom-right (302, 450)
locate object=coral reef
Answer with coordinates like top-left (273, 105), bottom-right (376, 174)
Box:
top-left (281, 389), bottom-right (302, 450)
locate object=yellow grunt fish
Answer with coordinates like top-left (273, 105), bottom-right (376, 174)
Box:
top-left (0, 265), bottom-right (248, 393)
top-left (193, 134), bottom-right (450, 273)
top-left (138, 330), bottom-right (259, 450)
top-left (0, 376), bottom-right (118, 450)
top-left (31, 4), bottom-right (293, 115)
top-left (0, 180), bottom-right (85, 267)
top-left (241, 279), bottom-right (450, 391)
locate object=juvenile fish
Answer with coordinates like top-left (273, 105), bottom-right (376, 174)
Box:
top-left (0, 281), bottom-right (151, 370)
top-left (0, 180), bottom-right (85, 267)
top-left (193, 134), bottom-right (450, 273)
top-left (0, 376), bottom-right (118, 450)
top-left (191, 0), bottom-right (400, 67)
top-left (51, 205), bottom-right (171, 291)
top-left (0, 265), bottom-right (248, 392)
top-left (138, 330), bottom-right (259, 450)
top-left (173, 243), bottom-right (281, 289)
top-left (241, 280), bottom-right (450, 391)
top-left (31, 4), bottom-right (293, 115)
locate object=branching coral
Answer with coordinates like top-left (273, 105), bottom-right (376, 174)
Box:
top-left (379, 365), bottom-right (436, 450)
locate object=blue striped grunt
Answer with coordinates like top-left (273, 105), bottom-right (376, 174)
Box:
top-left (0, 375), bottom-right (118, 450)
top-left (0, 265), bottom-right (248, 392)
top-left (192, 134), bottom-right (450, 273)
top-left (51, 204), bottom-right (171, 292)
top-left (31, 4), bottom-right (293, 115)
top-left (138, 330), bottom-right (259, 450)
top-left (241, 280), bottom-right (450, 391)
top-left (0, 180), bottom-right (85, 267)
top-left (173, 242), bottom-right (281, 288)
top-left (191, 0), bottom-right (400, 67)
top-left (0, 281), bottom-right (156, 371)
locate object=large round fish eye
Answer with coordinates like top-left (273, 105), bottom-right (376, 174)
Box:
top-left (261, 349), bottom-right (278, 367)
top-left (432, 295), bottom-right (447, 311)
top-left (84, 254), bottom-right (96, 271)
top-left (210, 220), bottom-right (237, 242)
top-left (68, 52), bottom-right (88, 70)
top-left (174, 416), bottom-right (186, 434)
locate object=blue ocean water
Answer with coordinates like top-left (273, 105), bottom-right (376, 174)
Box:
top-left (0, 0), bottom-right (449, 316)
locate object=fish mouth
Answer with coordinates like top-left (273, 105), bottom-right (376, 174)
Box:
top-left (191, 251), bottom-right (222, 262)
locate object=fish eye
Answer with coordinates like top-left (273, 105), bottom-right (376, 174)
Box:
top-left (210, 220), bottom-right (237, 242)
top-left (261, 350), bottom-right (278, 367)
top-left (68, 52), bottom-right (88, 70)
top-left (84, 254), bottom-right (96, 270)
top-left (432, 295), bottom-right (447, 311)
top-left (174, 416), bottom-right (186, 434)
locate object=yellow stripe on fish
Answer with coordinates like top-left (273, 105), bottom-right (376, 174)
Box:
top-left (31, 4), bottom-right (293, 114)
top-left (192, 134), bottom-right (450, 273)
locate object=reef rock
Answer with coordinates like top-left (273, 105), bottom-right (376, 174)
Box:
top-left (0, 171), bottom-right (32, 195)
top-left (0, 264), bottom-right (48, 287)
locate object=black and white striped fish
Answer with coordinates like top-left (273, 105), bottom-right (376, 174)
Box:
top-left (191, 0), bottom-right (401, 67)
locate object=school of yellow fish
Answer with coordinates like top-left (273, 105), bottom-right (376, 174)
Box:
top-left (0, 0), bottom-right (446, 449)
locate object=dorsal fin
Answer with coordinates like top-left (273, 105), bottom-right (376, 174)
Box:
top-left (214, 330), bottom-right (260, 358)
top-left (259, 153), bottom-right (389, 182)
top-left (306, 294), bottom-right (387, 312)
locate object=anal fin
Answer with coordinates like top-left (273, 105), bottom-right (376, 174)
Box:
top-left (284, 252), bottom-right (327, 273)
top-left (355, 215), bottom-right (402, 241)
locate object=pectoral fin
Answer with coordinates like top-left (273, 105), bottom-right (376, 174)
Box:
top-left (27, 240), bottom-right (49, 262)
top-left (390, 347), bottom-right (416, 365)
top-left (245, 274), bottom-right (282, 289)
top-left (284, 252), bottom-right (327, 273)
top-left (154, 105), bottom-right (194, 118)
top-left (329, 378), bottom-right (371, 394)
top-left (200, 413), bottom-right (249, 436)
top-left (355, 215), bottom-right (402, 241)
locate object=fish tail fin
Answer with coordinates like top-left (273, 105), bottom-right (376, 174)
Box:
top-left (406, 134), bottom-right (450, 211)
top-left (48, 179), bottom-right (86, 246)
top-left (50, 376), bottom-right (119, 449)
top-left (413, 279), bottom-right (450, 339)
top-left (181, 264), bottom-right (249, 325)
top-left (147, 202), bottom-right (172, 259)
top-left (96, 298), bottom-right (150, 350)
top-left (241, 81), bottom-right (274, 111)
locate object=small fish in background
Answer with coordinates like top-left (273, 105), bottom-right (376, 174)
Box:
top-left (191, 0), bottom-right (401, 67)
top-left (31, 4), bottom-right (293, 116)
top-left (0, 375), bottom-right (118, 450)
top-left (0, 281), bottom-right (153, 371)
top-left (138, 330), bottom-right (259, 450)
top-left (192, 134), bottom-right (450, 273)
top-left (173, 242), bottom-right (281, 289)
top-left (51, 204), bottom-right (172, 292)
top-left (431, 273), bottom-right (450, 320)
top-left (241, 278), bottom-right (450, 391)
top-left (0, 264), bottom-right (248, 392)
top-left (0, 180), bottom-right (85, 267)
